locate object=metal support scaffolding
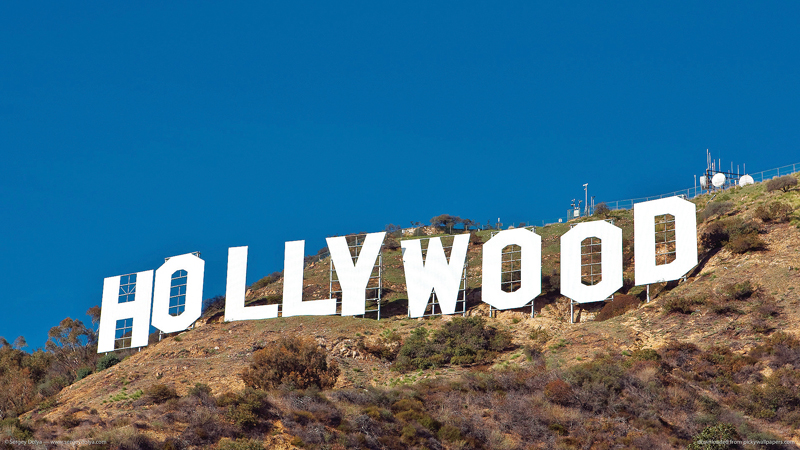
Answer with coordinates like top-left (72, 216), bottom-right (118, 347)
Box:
top-left (329, 234), bottom-right (383, 319)
top-left (655, 214), bottom-right (677, 266)
top-left (114, 273), bottom-right (137, 350)
top-left (158, 252), bottom-right (200, 342)
top-left (569, 221), bottom-right (614, 323)
top-left (409, 234), bottom-right (468, 318)
top-left (488, 228), bottom-right (535, 318)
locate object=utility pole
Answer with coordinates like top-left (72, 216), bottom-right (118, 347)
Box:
top-left (583, 183), bottom-right (588, 217)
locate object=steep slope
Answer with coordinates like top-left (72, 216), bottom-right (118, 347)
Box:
top-left (19, 173), bottom-right (800, 449)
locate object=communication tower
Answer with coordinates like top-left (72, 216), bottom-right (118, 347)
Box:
top-left (700, 149), bottom-right (752, 192)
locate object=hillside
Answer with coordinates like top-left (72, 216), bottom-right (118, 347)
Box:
top-left (7, 173), bottom-right (800, 449)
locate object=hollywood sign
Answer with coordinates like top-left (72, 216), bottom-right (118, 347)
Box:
top-left (97, 197), bottom-right (697, 353)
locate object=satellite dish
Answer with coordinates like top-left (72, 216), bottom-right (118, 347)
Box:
top-left (712, 173), bottom-right (726, 188)
top-left (699, 176), bottom-right (708, 189)
top-left (739, 174), bottom-right (754, 187)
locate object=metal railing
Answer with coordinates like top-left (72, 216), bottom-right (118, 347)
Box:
top-left (599, 162), bottom-right (799, 212)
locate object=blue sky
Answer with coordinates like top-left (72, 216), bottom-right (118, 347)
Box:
top-left (2, 2), bottom-right (799, 350)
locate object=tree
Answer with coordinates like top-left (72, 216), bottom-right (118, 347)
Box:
top-left (765, 175), bottom-right (798, 193)
top-left (87, 305), bottom-right (102, 326)
top-left (431, 214), bottom-right (463, 233)
top-left (0, 365), bottom-right (35, 417)
top-left (12, 336), bottom-right (26, 350)
top-left (46, 318), bottom-right (97, 381)
top-left (0, 346), bottom-right (37, 417)
top-left (462, 219), bottom-right (478, 230)
top-left (385, 223), bottom-right (402, 233)
top-left (593, 203), bottom-right (610, 216)
top-left (203, 295), bottom-right (226, 313)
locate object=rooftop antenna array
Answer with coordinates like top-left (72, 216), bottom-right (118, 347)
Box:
top-left (700, 149), bottom-right (752, 192)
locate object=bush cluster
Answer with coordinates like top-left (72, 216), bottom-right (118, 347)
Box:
top-left (249, 271), bottom-right (282, 291)
top-left (700, 217), bottom-right (764, 253)
top-left (541, 270), bottom-right (561, 294)
top-left (384, 236), bottom-right (401, 250)
top-left (469, 231), bottom-right (482, 246)
top-left (145, 383), bottom-right (178, 403)
top-left (75, 367), bottom-right (93, 381)
top-left (96, 353), bottom-right (121, 371)
top-left (394, 317), bottom-right (513, 371)
top-left (699, 201), bottom-right (733, 222)
top-left (219, 388), bottom-right (274, 430)
top-left (688, 424), bottom-right (739, 450)
top-left (595, 294), bottom-right (640, 321)
top-left (357, 331), bottom-right (401, 361)
top-left (202, 295), bottom-right (225, 313)
top-left (755, 201), bottom-right (792, 223)
top-left (20, 333), bottom-right (798, 449)
top-left (241, 336), bottom-right (339, 391)
top-left (765, 175), bottom-right (797, 193)
top-left (720, 281), bottom-right (754, 300)
top-left (593, 202), bottom-right (610, 216)
top-left (662, 295), bottom-right (704, 314)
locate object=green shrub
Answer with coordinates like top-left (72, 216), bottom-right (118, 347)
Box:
top-left (249, 295), bottom-right (282, 306)
top-left (385, 224), bottom-right (403, 236)
top-left (241, 335), bottom-right (339, 390)
top-left (469, 231), bottom-right (482, 246)
top-left (96, 353), bottom-right (121, 371)
top-left (565, 356), bottom-right (626, 411)
top-left (699, 201), bottom-right (733, 222)
top-left (529, 327), bottom-right (551, 345)
top-left (593, 202), bottom-right (610, 216)
top-left (662, 296), bottom-right (704, 314)
top-left (144, 383), bottom-right (178, 403)
top-left (710, 302), bottom-right (743, 315)
top-left (76, 366), bottom-right (93, 381)
top-left (437, 424), bottom-right (463, 442)
top-left (59, 413), bottom-right (80, 429)
top-left (384, 237), bottom-right (401, 250)
top-left (750, 317), bottom-right (773, 334)
top-left (358, 338), bottom-right (398, 361)
top-left (765, 175), bottom-right (797, 193)
top-left (595, 294), bottom-right (639, 321)
top-left (202, 295), bottom-right (225, 313)
top-left (250, 271), bottom-right (282, 291)
top-left (0, 418), bottom-right (34, 441)
top-left (37, 397), bottom-right (58, 411)
top-left (189, 382), bottom-right (212, 397)
top-left (727, 233), bottom-right (765, 254)
top-left (755, 201), bottom-right (792, 223)
top-left (394, 317), bottom-right (513, 371)
top-left (113, 431), bottom-right (158, 450)
top-left (226, 405), bottom-right (259, 429)
top-left (541, 270), bottom-right (560, 293)
top-left (720, 281), bottom-right (754, 300)
top-left (222, 388), bottom-right (273, 429)
top-left (749, 332), bottom-right (800, 367)
top-left (700, 221), bottom-right (728, 250)
top-left (700, 217), bottom-right (763, 253)
top-left (688, 423), bottom-right (739, 450)
top-left (630, 348), bottom-right (660, 362)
